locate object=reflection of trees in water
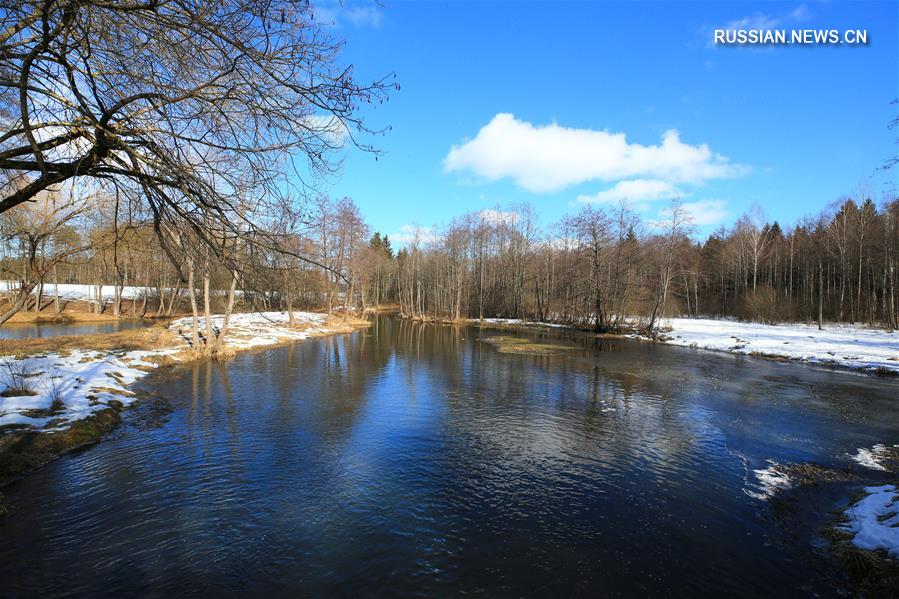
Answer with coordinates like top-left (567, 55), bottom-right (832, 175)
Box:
top-left (396, 325), bottom-right (711, 484)
top-left (176, 316), bottom-right (894, 490)
top-left (163, 314), bottom-right (899, 530)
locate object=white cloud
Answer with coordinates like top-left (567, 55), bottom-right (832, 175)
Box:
top-left (313, 1), bottom-right (383, 28)
top-left (478, 208), bottom-right (519, 225)
top-left (576, 179), bottom-right (679, 205)
top-left (682, 199), bottom-right (728, 226)
top-left (300, 113), bottom-right (349, 147)
top-left (651, 199), bottom-right (729, 230)
top-left (345, 5), bottom-right (383, 27)
top-left (722, 4), bottom-right (810, 31)
top-left (444, 113), bottom-right (746, 193)
top-left (545, 236), bottom-right (580, 251)
top-left (390, 224), bottom-right (440, 247)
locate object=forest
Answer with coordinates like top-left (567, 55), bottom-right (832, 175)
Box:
top-left (2, 189), bottom-right (897, 335)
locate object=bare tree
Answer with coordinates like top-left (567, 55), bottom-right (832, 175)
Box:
top-left (646, 199), bottom-right (693, 335)
top-left (0, 186), bottom-right (89, 324)
top-left (0, 1), bottom-right (394, 274)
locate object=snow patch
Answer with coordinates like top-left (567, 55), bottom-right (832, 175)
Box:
top-left (849, 444), bottom-right (899, 472)
top-left (0, 351), bottom-right (151, 428)
top-left (746, 460), bottom-right (793, 500)
top-left (168, 311), bottom-right (331, 349)
top-left (476, 318), bottom-right (571, 329)
top-left (839, 484), bottom-right (899, 558)
top-left (661, 318), bottom-right (899, 374)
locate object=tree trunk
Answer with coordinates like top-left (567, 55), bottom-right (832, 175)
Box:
top-left (211, 272), bottom-right (238, 354)
top-left (187, 259), bottom-right (201, 349)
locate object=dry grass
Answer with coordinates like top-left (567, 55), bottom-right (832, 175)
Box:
top-left (823, 487), bottom-right (899, 597)
top-left (483, 336), bottom-right (576, 355)
top-left (0, 323), bottom-right (178, 359)
top-left (3, 298), bottom-right (165, 322)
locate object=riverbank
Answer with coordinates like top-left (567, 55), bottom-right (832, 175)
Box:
top-left (466, 316), bottom-right (899, 375)
top-left (0, 311), bottom-right (368, 486)
top-left (659, 318), bottom-right (899, 375)
top-left (752, 444), bottom-right (899, 595)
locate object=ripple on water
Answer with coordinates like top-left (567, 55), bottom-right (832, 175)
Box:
top-left (1, 317), bottom-right (898, 596)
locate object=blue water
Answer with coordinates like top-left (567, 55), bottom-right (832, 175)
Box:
top-left (1, 316), bottom-right (896, 596)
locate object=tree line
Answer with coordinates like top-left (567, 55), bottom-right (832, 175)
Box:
top-left (378, 197), bottom-right (899, 333)
top-left (2, 183), bottom-right (897, 341)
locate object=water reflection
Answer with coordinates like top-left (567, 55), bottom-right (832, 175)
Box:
top-left (0, 316), bottom-right (897, 596)
top-left (0, 319), bottom-right (153, 340)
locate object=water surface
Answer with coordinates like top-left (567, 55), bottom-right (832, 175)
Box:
top-left (1, 316), bottom-right (897, 596)
top-left (0, 319), bottom-right (153, 340)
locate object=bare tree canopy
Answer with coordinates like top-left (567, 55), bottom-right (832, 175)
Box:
top-left (0, 0), bottom-right (394, 265)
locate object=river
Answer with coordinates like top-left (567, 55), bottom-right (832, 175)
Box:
top-left (0, 319), bottom-right (154, 340)
top-left (1, 315), bottom-right (897, 596)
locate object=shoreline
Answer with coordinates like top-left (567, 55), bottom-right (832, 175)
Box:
top-left (460, 316), bottom-right (899, 376)
top-left (0, 312), bottom-right (369, 489)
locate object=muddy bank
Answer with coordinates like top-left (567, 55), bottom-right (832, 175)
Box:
top-left (0, 406), bottom-right (122, 487)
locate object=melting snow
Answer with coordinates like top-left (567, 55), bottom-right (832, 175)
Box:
top-left (839, 484), bottom-right (899, 558)
top-left (746, 460), bottom-right (793, 500)
top-left (168, 311), bottom-right (331, 349)
top-left (661, 318), bottom-right (899, 374)
top-left (849, 444), bottom-right (899, 471)
top-left (475, 318), bottom-right (571, 329)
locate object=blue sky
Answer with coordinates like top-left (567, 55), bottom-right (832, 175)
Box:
top-left (311, 1), bottom-right (898, 243)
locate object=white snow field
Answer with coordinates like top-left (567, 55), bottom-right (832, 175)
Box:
top-left (0, 281), bottom-right (236, 301)
top-left (840, 484), bottom-right (899, 558)
top-left (0, 349), bottom-right (179, 429)
top-left (661, 318), bottom-right (899, 374)
top-left (0, 280), bottom-right (148, 300)
top-left (0, 311), bottom-right (347, 431)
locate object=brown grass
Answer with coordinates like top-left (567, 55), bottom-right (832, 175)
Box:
top-left (0, 322), bottom-right (178, 359)
top-left (823, 487), bottom-right (899, 596)
top-left (0, 388), bottom-right (37, 397)
top-left (483, 336), bottom-right (576, 355)
top-left (3, 298), bottom-right (169, 322)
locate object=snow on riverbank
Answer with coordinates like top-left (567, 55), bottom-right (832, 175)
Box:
top-left (0, 311), bottom-right (350, 431)
top-left (840, 484), bottom-right (899, 558)
top-left (0, 280), bottom-right (237, 301)
top-left (746, 460), bottom-right (794, 500)
top-left (169, 311), bottom-right (331, 349)
top-left (661, 318), bottom-right (899, 374)
top-left (0, 349), bottom-right (180, 429)
top-left (472, 318), bottom-right (571, 329)
top-left (849, 444), bottom-right (899, 471)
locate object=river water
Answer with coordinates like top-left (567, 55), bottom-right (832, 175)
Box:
top-left (0, 319), bottom-right (153, 340)
top-left (1, 316), bottom-right (897, 596)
